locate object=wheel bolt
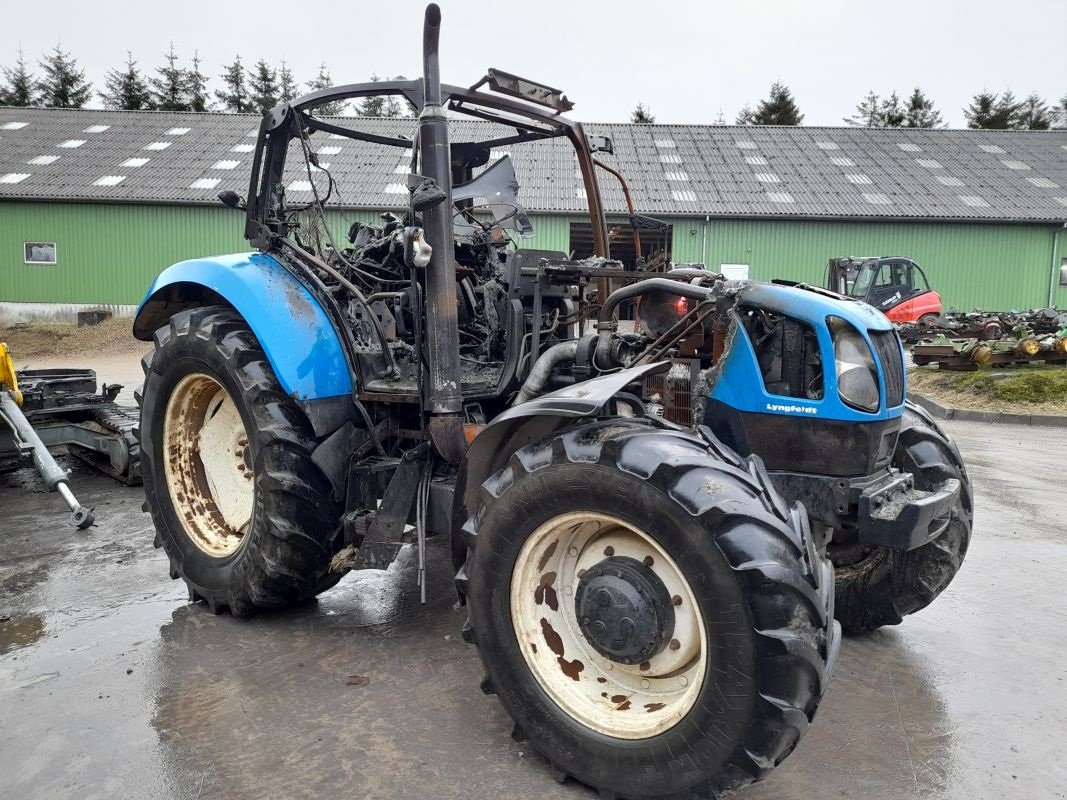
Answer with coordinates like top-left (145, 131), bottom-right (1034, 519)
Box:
top-left (669, 639), bottom-right (680, 651)
top-left (643, 555), bottom-right (654, 567)
top-left (568, 546), bottom-right (579, 557)
top-left (672, 595), bottom-right (682, 606)
top-left (640, 679), bottom-right (650, 689)
top-left (679, 676), bottom-right (688, 687)
top-left (604, 546), bottom-right (615, 556)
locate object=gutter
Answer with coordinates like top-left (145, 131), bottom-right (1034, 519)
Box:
top-left (1048, 222), bottom-right (1067, 307)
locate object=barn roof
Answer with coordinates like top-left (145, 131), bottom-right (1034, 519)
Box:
top-left (1, 106), bottom-right (1066, 223)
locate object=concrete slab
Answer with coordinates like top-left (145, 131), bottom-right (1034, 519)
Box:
top-left (1, 419), bottom-right (1065, 800)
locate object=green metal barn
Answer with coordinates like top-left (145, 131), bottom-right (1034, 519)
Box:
top-left (1, 107), bottom-right (1065, 321)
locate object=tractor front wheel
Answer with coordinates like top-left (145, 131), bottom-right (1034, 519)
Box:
top-left (459, 421), bottom-right (838, 799)
top-left (831, 402), bottom-right (973, 634)
top-left (138, 306), bottom-right (343, 616)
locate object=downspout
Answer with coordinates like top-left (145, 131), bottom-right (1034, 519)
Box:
top-left (701, 214), bottom-right (709, 267)
top-left (1048, 222), bottom-right (1066, 308)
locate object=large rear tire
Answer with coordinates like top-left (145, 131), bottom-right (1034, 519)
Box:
top-left (138, 306), bottom-right (343, 616)
top-left (832, 402), bottom-right (972, 634)
top-left (458, 421), bottom-right (839, 799)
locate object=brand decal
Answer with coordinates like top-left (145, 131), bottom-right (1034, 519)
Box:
top-left (765, 402), bottom-right (818, 415)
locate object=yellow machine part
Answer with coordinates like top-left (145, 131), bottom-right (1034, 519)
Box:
top-left (0, 342), bottom-right (23, 406)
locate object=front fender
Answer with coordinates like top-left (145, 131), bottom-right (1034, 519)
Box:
top-left (134, 252), bottom-right (352, 401)
top-left (450, 362), bottom-right (668, 569)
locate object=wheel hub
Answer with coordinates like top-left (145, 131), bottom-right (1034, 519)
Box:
top-left (575, 556), bottom-right (675, 665)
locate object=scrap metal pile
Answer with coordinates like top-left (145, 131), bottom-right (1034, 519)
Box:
top-left (905, 307), bottom-right (1067, 369)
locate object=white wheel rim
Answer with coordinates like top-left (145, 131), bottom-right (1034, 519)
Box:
top-left (162, 373), bottom-right (254, 557)
top-left (510, 512), bottom-right (707, 739)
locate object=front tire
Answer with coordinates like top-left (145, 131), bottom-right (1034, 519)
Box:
top-left (138, 306), bottom-right (343, 616)
top-left (832, 402), bottom-right (973, 634)
top-left (459, 421), bottom-right (838, 799)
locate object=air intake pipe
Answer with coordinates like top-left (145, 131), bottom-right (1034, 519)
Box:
top-left (594, 278), bottom-right (716, 370)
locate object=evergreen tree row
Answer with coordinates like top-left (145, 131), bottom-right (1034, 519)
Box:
top-left (634, 83), bottom-right (1067, 129)
top-left (0, 45), bottom-right (411, 117)
top-left (4, 46), bottom-right (1064, 127)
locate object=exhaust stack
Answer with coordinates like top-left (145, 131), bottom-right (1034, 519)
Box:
top-left (418, 3), bottom-right (465, 463)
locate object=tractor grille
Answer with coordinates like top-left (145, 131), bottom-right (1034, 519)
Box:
top-left (869, 329), bottom-right (905, 407)
top-left (644, 361), bottom-right (699, 425)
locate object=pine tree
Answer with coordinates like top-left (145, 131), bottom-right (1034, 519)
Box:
top-left (845, 90), bottom-right (881, 127)
top-left (903, 87), bottom-right (943, 128)
top-left (630, 102), bottom-right (655, 123)
top-left (216, 56), bottom-right (250, 112)
top-left (965, 90), bottom-right (1021, 129)
top-left (750, 82), bottom-right (803, 125)
top-left (1, 48), bottom-right (35, 106)
top-left (247, 58), bottom-right (279, 112)
top-left (99, 51), bottom-right (153, 110)
top-left (151, 43), bottom-right (189, 111)
top-left (990, 90), bottom-right (1021, 129)
top-left (879, 91), bottom-right (906, 127)
top-left (306, 62), bottom-right (345, 115)
top-left (1054, 94), bottom-right (1067, 129)
top-left (356, 74), bottom-right (386, 116)
top-left (185, 51), bottom-right (210, 112)
top-left (1015, 93), bottom-right (1050, 130)
top-left (735, 104), bottom-right (755, 125)
top-left (964, 90), bottom-right (997, 128)
top-left (278, 59), bottom-right (299, 102)
top-left (36, 44), bottom-right (92, 108)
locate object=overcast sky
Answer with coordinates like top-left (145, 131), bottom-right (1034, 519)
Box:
top-left (3, 0), bottom-right (1064, 127)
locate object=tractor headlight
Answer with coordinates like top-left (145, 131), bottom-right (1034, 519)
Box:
top-left (828, 317), bottom-right (879, 412)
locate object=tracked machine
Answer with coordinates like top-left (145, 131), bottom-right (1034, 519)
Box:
top-left (133, 7), bottom-right (972, 797)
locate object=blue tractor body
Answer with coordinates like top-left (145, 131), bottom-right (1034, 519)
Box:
top-left (708, 282), bottom-right (904, 424)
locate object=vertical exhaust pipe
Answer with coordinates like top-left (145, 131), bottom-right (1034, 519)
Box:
top-left (419, 3), bottom-right (465, 463)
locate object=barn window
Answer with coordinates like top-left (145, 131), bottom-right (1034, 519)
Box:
top-left (24, 242), bottom-right (57, 265)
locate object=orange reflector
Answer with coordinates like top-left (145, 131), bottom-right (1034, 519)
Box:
top-left (464, 423), bottom-right (485, 443)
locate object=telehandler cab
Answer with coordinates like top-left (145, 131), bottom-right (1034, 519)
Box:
top-left (134, 7), bottom-right (971, 796)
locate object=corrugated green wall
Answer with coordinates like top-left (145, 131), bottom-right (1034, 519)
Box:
top-left (669, 217), bottom-right (1063, 312)
top-left (2, 202), bottom-right (247, 305)
top-left (1, 201), bottom-right (1062, 311)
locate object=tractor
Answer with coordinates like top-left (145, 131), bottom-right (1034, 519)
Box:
top-left (133, 6), bottom-right (972, 798)
top-left (827, 256), bottom-right (942, 323)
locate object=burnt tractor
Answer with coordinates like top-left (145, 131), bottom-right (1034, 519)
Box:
top-left (133, 6), bottom-right (972, 798)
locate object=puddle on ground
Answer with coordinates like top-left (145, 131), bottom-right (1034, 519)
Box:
top-left (0, 613), bottom-right (46, 654)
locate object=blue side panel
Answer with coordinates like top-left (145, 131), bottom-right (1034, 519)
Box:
top-left (710, 283), bottom-right (903, 423)
top-left (136, 252), bottom-right (352, 401)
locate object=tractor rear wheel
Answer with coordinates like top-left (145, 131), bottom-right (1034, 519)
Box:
top-left (138, 306), bottom-right (343, 616)
top-left (459, 421), bottom-right (838, 799)
top-left (831, 402), bottom-right (972, 634)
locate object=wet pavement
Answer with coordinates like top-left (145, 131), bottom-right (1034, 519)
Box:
top-left (1, 419), bottom-right (1065, 800)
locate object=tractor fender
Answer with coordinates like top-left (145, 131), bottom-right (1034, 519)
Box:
top-left (133, 252), bottom-right (353, 402)
top-left (450, 362), bottom-right (668, 570)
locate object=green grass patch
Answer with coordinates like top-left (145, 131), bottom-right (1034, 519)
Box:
top-left (908, 365), bottom-right (1067, 414)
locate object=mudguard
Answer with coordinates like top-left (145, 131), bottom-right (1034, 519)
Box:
top-left (450, 362), bottom-right (668, 567)
top-left (134, 252), bottom-right (352, 401)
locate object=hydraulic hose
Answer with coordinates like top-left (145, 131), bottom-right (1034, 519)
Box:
top-left (512, 340), bottom-right (579, 405)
